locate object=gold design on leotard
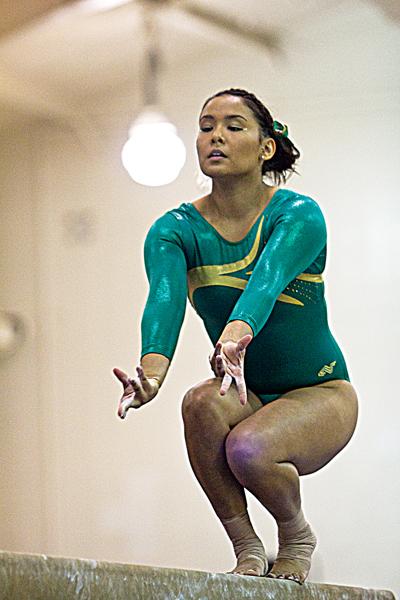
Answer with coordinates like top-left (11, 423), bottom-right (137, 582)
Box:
top-left (246, 270), bottom-right (323, 284)
top-left (276, 293), bottom-right (304, 306)
top-left (318, 361), bottom-right (337, 377)
top-left (187, 218), bottom-right (323, 306)
top-left (296, 273), bottom-right (323, 283)
top-left (187, 217), bottom-right (264, 304)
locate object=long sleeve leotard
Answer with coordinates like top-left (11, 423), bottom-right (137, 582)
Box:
top-left (141, 188), bottom-right (349, 400)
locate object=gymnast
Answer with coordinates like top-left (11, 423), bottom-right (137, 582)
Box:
top-left (114, 88), bottom-right (358, 584)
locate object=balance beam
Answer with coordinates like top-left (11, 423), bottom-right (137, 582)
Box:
top-left (0, 551), bottom-right (395, 599)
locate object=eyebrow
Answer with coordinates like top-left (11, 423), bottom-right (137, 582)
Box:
top-left (199, 114), bottom-right (248, 122)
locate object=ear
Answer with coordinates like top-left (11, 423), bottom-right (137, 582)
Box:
top-left (260, 137), bottom-right (276, 161)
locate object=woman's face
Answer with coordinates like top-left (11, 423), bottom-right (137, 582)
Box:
top-left (196, 95), bottom-right (274, 180)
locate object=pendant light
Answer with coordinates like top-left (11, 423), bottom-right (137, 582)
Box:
top-left (121, 12), bottom-right (186, 187)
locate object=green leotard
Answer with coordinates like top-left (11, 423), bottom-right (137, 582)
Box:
top-left (141, 188), bottom-right (349, 403)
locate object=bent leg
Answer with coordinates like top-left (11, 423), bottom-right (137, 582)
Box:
top-left (225, 380), bottom-right (358, 583)
top-left (181, 378), bottom-right (267, 575)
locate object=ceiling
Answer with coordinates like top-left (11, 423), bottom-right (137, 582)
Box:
top-left (0, 0), bottom-right (399, 132)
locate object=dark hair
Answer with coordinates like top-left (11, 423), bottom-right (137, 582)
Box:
top-left (201, 88), bottom-right (300, 184)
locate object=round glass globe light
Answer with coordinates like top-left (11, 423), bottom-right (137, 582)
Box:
top-left (121, 120), bottom-right (186, 187)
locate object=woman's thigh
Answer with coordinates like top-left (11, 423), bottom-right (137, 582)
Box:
top-left (182, 377), bottom-right (264, 429)
top-left (242, 380), bottom-right (359, 475)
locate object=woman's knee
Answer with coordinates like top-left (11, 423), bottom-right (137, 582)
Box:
top-left (226, 423), bottom-right (276, 482)
top-left (181, 378), bottom-right (222, 422)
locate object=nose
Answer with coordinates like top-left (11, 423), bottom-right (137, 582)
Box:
top-left (211, 124), bottom-right (224, 143)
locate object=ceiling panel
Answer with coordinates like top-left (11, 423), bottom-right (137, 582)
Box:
top-left (0, 0), bottom-right (73, 38)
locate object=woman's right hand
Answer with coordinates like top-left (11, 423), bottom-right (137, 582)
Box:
top-left (113, 366), bottom-right (160, 419)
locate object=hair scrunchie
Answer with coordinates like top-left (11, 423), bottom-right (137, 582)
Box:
top-left (273, 120), bottom-right (289, 137)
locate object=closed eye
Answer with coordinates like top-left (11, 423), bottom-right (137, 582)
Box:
top-left (199, 125), bottom-right (244, 132)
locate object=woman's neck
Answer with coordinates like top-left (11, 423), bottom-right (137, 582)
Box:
top-left (209, 175), bottom-right (278, 221)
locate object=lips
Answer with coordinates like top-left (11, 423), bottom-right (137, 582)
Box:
top-left (208, 149), bottom-right (227, 158)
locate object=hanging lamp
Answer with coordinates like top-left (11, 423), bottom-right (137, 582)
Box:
top-left (121, 11), bottom-right (186, 187)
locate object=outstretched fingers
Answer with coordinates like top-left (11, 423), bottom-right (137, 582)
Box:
top-left (215, 355), bottom-right (225, 377)
top-left (119, 395), bottom-right (141, 419)
top-left (217, 336), bottom-right (251, 404)
top-left (116, 365), bottom-right (162, 419)
top-left (113, 367), bottom-right (130, 388)
top-left (236, 333), bottom-right (253, 353)
top-left (114, 366), bottom-right (143, 419)
top-left (210, 341), bottom-right (226, 377)
top-left (219, 365), bottom-right (247, 405)
top-left (235, 374), bottom-right (247, 405)
top-left (219, 372), bottom-right (233, 396)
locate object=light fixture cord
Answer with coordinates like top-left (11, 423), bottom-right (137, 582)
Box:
top-left (143, 10), bottom-right (161, 106)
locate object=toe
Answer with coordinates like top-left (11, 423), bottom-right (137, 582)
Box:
top-left (271, 572), bottom-right (303, 584)
top-left (288, 573), bottom-right (303, 584)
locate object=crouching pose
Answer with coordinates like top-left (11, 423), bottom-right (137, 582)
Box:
top-left (114, 88), bottom-right (358, 584)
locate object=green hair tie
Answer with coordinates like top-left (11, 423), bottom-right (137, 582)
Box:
top-left (273, 120), bottom-right (289, 137)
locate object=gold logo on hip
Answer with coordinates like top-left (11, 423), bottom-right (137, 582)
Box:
top-left (318, 361), bottom-right (337, 377)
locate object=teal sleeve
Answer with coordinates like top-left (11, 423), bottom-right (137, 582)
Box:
top-left (228, 197), bottom-right (327, 337)
top-left (141, 213), bottom-right (188, 360)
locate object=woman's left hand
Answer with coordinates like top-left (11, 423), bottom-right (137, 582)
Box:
top-left (209, 341), bottom-right (225, 378)
top-left (217, 334), bottom-right (253, 405)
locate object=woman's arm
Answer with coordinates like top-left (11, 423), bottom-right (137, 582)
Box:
top-left (227, 197), bottom-right (326, 337)
top-left (141, 213), bottom-right (188, 364)
top-left (114, 213), bottom-right (188, 418)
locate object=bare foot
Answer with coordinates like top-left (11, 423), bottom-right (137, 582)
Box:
top-left (229, 553), bottom-right (268, 577)
top-left (267, 523), bottom-right (317, 584)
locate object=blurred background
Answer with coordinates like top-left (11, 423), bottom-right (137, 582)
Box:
top-left (0, 0), bottom-right (399, 594)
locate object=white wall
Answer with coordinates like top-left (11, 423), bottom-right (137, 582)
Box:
top-left (0, 1), bottom-right (399, 595)
top-left (0, 126), bottom-right (43, 551)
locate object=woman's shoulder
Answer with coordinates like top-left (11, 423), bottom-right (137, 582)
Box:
top-left (145, 202), bottom-right (197, 246)
top-left (271, 188), bottom-right (324, 221)
top-left (149, 202), bottom-right (189, 227)
top-left (274, 187), bottom-right (319, 208)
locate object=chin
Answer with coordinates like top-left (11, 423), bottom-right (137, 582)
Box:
top-left (202, 166), bottom-right (232, 178)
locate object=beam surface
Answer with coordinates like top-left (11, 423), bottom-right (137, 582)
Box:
top-left (0, 551), bottom-right (396, 600)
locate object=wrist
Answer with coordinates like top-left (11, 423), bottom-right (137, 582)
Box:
top-left (219, 320), bottom-right (254, 344)
top-left (140, 353), bottom-right (169, 387)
